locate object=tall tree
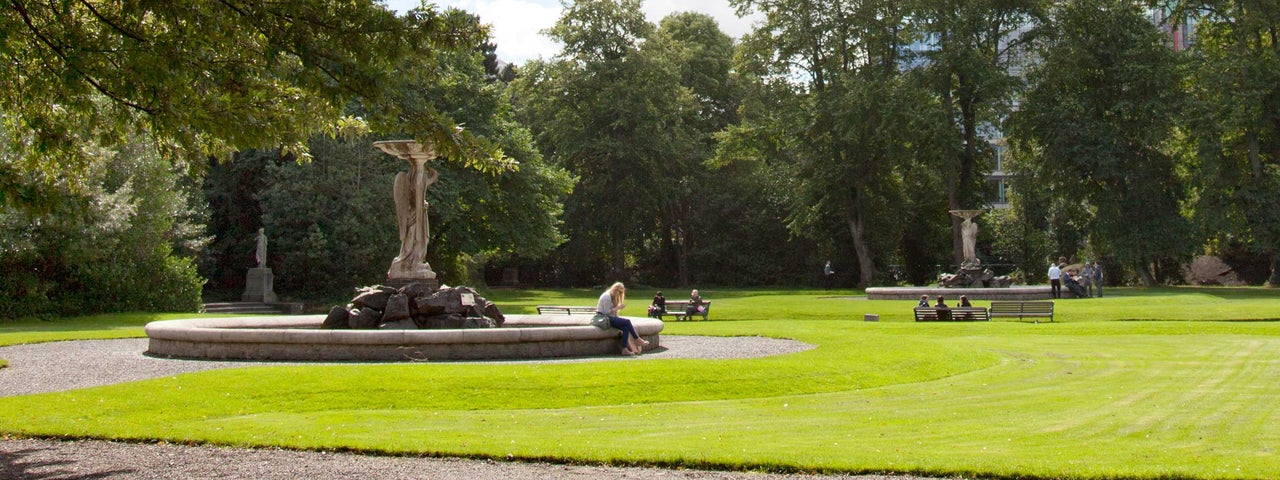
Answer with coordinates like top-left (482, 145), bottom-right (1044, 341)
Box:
top-left (918, 0), bottom-right (1043, 267)
top-left (514, 0), bottom-right (697, 283)
top-left (727, 0), bottom-right (929, 286)
top-left (1174, 0), bottom-right (1280, 285)
top-left (644, 12), bottom-right (741, 286)
top-left (0, 1), bottom-right (502, 212)
top-left (1011, 0), bottom-right (1193, 285)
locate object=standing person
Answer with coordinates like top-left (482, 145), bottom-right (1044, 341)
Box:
top-left (1081, 261), bottom-right (1096, 298)
top-left (1092, 261), bottom-right (1104, 298)
top-left (685, 289), bottom-right (705, 320)
top-left (823, 260), bottom-right (835, 290)
top-left (1047, 263), bottom-right (1063, 299)
top-left (648, 291), bottom-right (666, 318)
top-left (594, 282), bottom-right (648, 355)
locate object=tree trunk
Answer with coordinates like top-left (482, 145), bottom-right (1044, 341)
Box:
top-left (847, 217), bottom-right (874, 288)
top-left (941, 82), bottom-right (964, 269)
top-left (955, 73), bottom-right (980, 268)
top-left (1137, 262), bottom-right (1156, 287)
top-left (611, 234), bottom-right (626, 282)
top-left (678, 231), bottom-right (691, 287)
top-left (1248, 131), bottom-right (1263, 179)
top-left (677, 201), bottom-right (691, 287)
top-left (1268, 252), bottom-right (1280, 288)
top-left (846, 192), bottom-right (875, 287)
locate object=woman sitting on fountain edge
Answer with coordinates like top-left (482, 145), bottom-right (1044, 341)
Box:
top-left (595, 282), bottom-right (648, 355)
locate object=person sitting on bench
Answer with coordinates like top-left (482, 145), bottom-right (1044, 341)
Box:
top-left (685, 289), bottom-right (706, 320)
top-left (648, 291), bottom-right (666, 318)
top-left (934, 295), bottom-right (952, 321)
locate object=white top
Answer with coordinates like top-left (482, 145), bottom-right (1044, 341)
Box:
top-left (597, 291), bottom-right (616, 316)
top-left (1047, 264), bottom-right (1062, 280)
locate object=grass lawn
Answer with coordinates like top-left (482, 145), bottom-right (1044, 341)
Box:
top-left (1, 287), bottom-right (1278, 479)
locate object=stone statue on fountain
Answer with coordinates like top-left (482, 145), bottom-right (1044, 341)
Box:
top-left (374, 140), bottom-right (440, 290)
top-left (940, 209), bottom-right (1011, 288)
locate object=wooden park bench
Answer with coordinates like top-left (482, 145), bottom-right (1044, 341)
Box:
top-left (988, 301), bottom-right (1055, 323)
top-left (657, 300), bottom-right (712, 321)
top-left (913, 306), bottom-right (990, 322)
top-left (535, 305), bottom-right (597, 315)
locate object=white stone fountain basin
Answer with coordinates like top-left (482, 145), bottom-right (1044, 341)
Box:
top-left (145, 314), bottom-right (663, 361)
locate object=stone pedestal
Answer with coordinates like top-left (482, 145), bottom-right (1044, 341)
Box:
top-left (384, 276), bottom-right (439, 292)
top-left (242, 267), bottom-right (278, 303)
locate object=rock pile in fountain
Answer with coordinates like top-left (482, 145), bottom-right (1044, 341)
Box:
top-left (321, 284), bottom-right (505, 330)
top-left (938, 259), bottom-right (1012, 288)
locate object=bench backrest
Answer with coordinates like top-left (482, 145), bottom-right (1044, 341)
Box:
top-left (914, 306), bottom-right (988, 321)
top-left (989, 301), bottom-right (1054, 314)
top-left (536, 305), bottom-right (597, 315)
top-left (665, 300), bottom-right (711, 309)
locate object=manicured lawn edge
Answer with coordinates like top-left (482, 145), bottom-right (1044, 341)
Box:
top-left (2, 288), bottom-right (1279, 479)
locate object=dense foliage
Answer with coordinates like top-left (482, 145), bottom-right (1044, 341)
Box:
top-left (201, 15), bottom-right (571, 300)
top-left (1175, 0), bottom-right (1280, 285)
top-left (1011, 0), bottom-right (1194, 285)
top-left (0, 1), bottom-right (505, 214)
top-left (509, 2), bottom-right (818, 287)
top-left (0, 138), bottom-right (205, 317)
top-left (7, 0), bottom-right (1280, 314)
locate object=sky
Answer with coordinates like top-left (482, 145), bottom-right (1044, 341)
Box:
top-left (382, 0), bottom-right (760, 65)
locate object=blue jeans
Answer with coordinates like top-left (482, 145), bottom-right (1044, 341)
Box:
top-left (608, 316), bottom-right (639, 348)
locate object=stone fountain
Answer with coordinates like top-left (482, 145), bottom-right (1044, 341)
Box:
top-left (146, 140), bottom-right (663, 361)
top-left (938, 209), bottom-right (1011, 288)
top-left (866, 208), bottom-right (1044, 301)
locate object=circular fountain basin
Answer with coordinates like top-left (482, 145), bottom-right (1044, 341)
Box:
top-left (145, 314), bottom-right (663, 362)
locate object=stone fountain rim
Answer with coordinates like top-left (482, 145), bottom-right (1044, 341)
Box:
top-left (144, 314), bottom-right (663, 361)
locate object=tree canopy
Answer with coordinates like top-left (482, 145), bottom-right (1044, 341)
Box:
top-left (0, 0), bottom-right (504, 212)
top-left (1174, 0), bottom-right (1280, 284)
top-left (1012, 0), bottom-right (1193, 285)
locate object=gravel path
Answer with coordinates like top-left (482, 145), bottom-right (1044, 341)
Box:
top-left (0, 437), bottom-right (951, 480)
top-left (0, 337), bottom-right (956, 480)
top-left (0, 336), bottom-right (815, 398)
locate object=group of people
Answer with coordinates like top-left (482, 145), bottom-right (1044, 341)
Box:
top-left (594, 283), bottom-right (707, 356)
top-left (916, 294), bottom-right (974, 320)
top-left (916, 294), bottom-right (972, 308)
top-left (646, 289), bottom-right (706, 319)
top-left (1047, 258), bottom-right (1104, 299)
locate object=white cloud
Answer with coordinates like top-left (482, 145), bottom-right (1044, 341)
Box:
top-left (382, 0), bottom-right (759, 65)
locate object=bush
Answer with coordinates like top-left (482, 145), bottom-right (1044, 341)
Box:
top-left (0, 138), bottom-right (206, 318)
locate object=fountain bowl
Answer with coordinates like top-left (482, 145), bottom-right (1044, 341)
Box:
top-left (145, 314), bottom-right (662, 362)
